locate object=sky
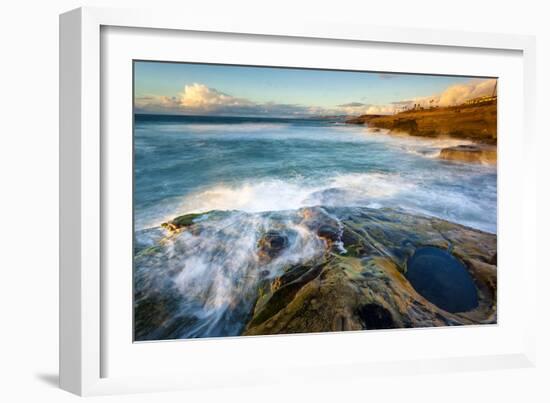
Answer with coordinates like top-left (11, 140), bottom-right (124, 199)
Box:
top-left (134, 61), bottom-right (497, 117)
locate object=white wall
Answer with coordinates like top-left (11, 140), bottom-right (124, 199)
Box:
top-left (0, 0), bottom-right (547, 401)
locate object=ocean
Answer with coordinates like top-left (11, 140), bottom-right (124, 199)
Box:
top-left (134, 114), bottom-right (496, 233)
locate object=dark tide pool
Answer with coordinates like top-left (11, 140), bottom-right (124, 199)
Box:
top-left (405, 246), bottom-right (479, 313)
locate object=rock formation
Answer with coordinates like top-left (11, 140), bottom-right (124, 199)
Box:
top-left (134, 206), bottom-right (497, 339)
top-left (439, 144), bottom-right (496, 164)
top-left (244, 207), bottom-right (497, 335)
top-left (346, 101), bottom-right (497, 144)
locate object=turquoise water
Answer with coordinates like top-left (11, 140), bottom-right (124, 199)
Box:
top-left (134, 114), bottom-right (497, 233)
top-left (133, 114), bottom-right (497, 339)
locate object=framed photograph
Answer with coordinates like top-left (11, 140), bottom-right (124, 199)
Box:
top-left (60, 7), bottom-right (537, 396)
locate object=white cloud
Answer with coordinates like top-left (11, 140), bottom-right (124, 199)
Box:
top-left (134, 95), bottom-right (179, 111)
top-left (178, 83), bottom-right (253, 110)
top-left (337, 104), bottom-right (397, 116)
top-left (390, 78), bottom-right (497, 113)
top-left (135, 83), bottom-right (314, 117)
top-left (436, 78), bottom-right (497, 106)
top-left (337, 78), bottom-right (497, 116)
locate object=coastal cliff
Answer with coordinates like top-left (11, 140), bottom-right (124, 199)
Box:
top-left (346, 100), bottom-right (497, 163)
top-left (346, 101), bottom-right (496, 143)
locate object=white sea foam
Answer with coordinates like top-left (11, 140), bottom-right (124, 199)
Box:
top-left (177, 180), bottom-right (316, 214)
top-left (151, 211), bottom-right (326, 337)
top-left (359, 128), bottom-right (474, 158)
top-left (168, 172), bottom-right (414, 218)
top-left (328, 172), bottom-right (415, 198)
top-left (138, 163), bottom-right (495, 233)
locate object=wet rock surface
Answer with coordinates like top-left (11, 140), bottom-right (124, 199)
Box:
top-left (135, 206), bottom-right (497, 339)
top-left (257, 230), bottom-right (291, 261)
top-left (439, 144), bottom-right (496, 164)
top-left (244, 206), bottom-right (497, 335)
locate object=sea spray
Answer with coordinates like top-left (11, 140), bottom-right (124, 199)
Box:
top-left (134, 209), bottom-right (327, 339)
top-left (143, 169), bottom-right (494, 234)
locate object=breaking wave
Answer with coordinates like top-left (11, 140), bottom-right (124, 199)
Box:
top-left (141, 169), bottom-right (495, 234)
top-left (135, 208), bottom-right (328, 338)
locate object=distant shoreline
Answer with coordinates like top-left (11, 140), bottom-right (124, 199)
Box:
top-left (345, 99), bottom-right (497, 164)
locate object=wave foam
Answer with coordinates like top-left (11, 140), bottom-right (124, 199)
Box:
top-left (173, 172), bottom-right (414, 218)
top-left (360, 128), bottom-right (473, 158)
top-left (138, 210), bottom-right (327, 338)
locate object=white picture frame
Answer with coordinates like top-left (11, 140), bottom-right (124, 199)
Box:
top-left (59, 6), bottom-right (537, 396)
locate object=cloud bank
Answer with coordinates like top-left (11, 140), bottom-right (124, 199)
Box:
top-left (136, 83), bottom-right (313, 117)
top-left (136, 79), bottom-right (497, 117)
top-left (179, 84), bottom-right (253, 110)
top-left (344, 78), bottom-right (497, 115)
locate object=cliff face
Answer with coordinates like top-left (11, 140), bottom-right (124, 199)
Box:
top-left (346, 101), bottom-right (497, 145)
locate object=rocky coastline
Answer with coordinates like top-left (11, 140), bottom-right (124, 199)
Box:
top-left (346, 100), bottom-right (497, 164)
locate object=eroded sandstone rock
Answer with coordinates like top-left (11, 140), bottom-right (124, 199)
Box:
top-left (439, 144), bottom-right (496, 164)
top-left (244, 207), bottom-right (497, 335)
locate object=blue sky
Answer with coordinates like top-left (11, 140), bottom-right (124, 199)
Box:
top-left (134, 61), bottom-right (495, 117)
